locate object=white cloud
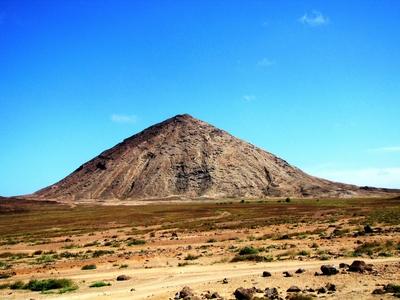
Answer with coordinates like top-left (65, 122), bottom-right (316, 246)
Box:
top-left (243, 95), bottom-right (256, 102)
top-left (257, 58), bottom-right (275, 67)
top-left (308, 167), bottom-right (400, 189)
top-left (299, 10), bottom-right (329, 27)
top-left (110, 114), bottom-right (137, 124)
top-left (368, 146), bottom-right (400, 153)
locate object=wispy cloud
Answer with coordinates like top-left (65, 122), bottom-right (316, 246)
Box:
top-left (368, 146), bottom-right (400, 153)
top-left (110, 114), bottom-right (137, 124)
top-left (243, 95), bottom-right (256, 102)
top-left (299, 10), bottom-right (329, 27)
top-left (307, 167), bottom-right (400, 189)
top-left (257, 58), bottom-right (275, 67)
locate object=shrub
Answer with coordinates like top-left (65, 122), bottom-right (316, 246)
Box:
top-left (184, 254), bottom-right (200, 261)
top-left (9, 281), bottom-right (25, 289)
top-left (238, 246), bottom-right (259, 256)
top-left (297, 250), bottom-right (310, 256)
top-left (9, 278), bottom-right (76, 292)
top-left (127, 239), bottom-right (146, 246)
top-left (81, 264), bottom-right (97, 270)
top-left (25, 279), bottom-right (74, 291)
top-left (92, 250), bottom-right (114, 257)
top-left (231, 254), bottom-right (273, 262)
top-left (89, 281), bottom-right (111, 288)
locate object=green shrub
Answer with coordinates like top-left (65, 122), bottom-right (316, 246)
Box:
top-left (25, 279), bottom-right (74, 291)
top-left (89, 281), bottom-right (111, 288)
top-left (297, 250), bottom-right (310, 256)
top-left (92, 250), bottom-right (114, 257)
top-left (184, 254), bottom-right (200, 260)
top-left (238, 246), bottom-right (259, 256)
top-left (231, 254), bottom-right (273, 262)
top-left (9, 281), bottom-right (25, 289)
top-left (127, 239), bottom-right (146, 246)
top-left (81, 264), bottom-right (97, 270)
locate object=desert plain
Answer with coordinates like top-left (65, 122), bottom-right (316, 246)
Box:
top-left (0, 196), bottom-right (399, 300)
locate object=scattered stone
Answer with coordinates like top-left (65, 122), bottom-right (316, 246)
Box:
top-left (233, 287), bottom-right (254, 300)
top-left (262, 271), bottom-right (272, 277)
top-left (320, 265), bottom-right (339, 276)
top-left (348, 260), bottom-right (373, 273)
top-left (287, 286), bottom-right (301, 293)
top-left (203, 291), bottom-right (222, 299)
top-left (326, 283), bottom-right (336, 292)
top-left (283, 271), bottom-right (293, 277)
top-left (295, 268), bottom-right (305, 274)
top-left (264, 287), bottom-right (280, 299)
top-left (116, 275), bottom-right (131, 281)
top-left (175, 286), bottom-right (194, 299)
top-left (372, 288), bottom-right (385, 294)
top-left (317, 287), bottom-right (327, 294)
top-left (339, 263), bottom-right (349, 269)
top-left (364, 224), bottom-right (373, 234)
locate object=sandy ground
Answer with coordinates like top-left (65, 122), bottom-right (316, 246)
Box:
top-left (1, 257), bottom-right (399, 300)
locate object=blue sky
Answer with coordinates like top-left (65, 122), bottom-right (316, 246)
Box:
top-left (1, 1), bottom-right (399, 196)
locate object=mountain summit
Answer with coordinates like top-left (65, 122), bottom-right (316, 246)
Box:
top-left (34, 114), bottom-right (396, 201)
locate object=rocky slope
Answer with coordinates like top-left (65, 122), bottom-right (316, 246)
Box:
top-left (32, 114), bottom-right (398, 201)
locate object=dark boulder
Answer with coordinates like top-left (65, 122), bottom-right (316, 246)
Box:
top-left (116, 274), bottom-right (131, 281)
top-left (320, 265), bottom-right (339, 275)
top-left (233, 287), bottom-right (254, 300)
top-left (348, 260), bottom-right (373, 273)
top-left (287, 286), bottom-right (301, 292)
top-left (262, 271), bottom-right (272, 277)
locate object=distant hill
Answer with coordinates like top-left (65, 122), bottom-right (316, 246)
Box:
top-left (31, 114), bottom-right (399, 201)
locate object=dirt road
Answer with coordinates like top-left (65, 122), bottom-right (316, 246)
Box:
top-left (4, 257), bottom-right (397, 300)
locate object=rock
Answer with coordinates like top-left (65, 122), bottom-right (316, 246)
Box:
top-left (326, 283), bottom-right (336, 292)
top-left (262, 271), bottom-right (272, 277)
top-left (264, 287), bottom-right (280, 299)
top-left (320, 265), bottom-right (339, 276)
top-left (348, 260), bottom-right (373, 273)
top-left (372, 288), bottom-right (385, 294)
top-left (295, 268), bottom-right (305, 274)
top-left (283, 271), bottom-right (293, 277)
top-left (339, 263), bottom-right (349, 269)
top-left (116, 274), bottom-right (131, 281)
top-left (233, 287), bottom-right (254, 300)
top-left (287, 286), bottom-right (301, 293)
top-left (318, 287), bottom-right (327, 294)
top-left (203, 291), bottom-right (222, 299)
top-left (211, 292), bottom-right (222, 299)
top-left (175, 286), bottom-right (194, 299)
top-left (222, 278), bottom-right (229, 284)
top-left (364, 224), bottom-right (373, 234)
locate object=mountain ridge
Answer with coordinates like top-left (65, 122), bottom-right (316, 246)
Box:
top-left (31, 114), bottom-right (399, 201)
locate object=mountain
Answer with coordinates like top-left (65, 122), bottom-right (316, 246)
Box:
top-left (32, 114), bottom-right (398, 201)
